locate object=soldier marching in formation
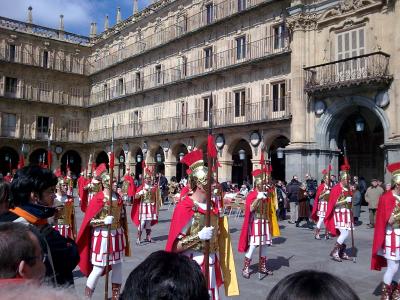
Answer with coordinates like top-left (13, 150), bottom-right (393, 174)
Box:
top-left (311, 168), bottom-right (331, 240)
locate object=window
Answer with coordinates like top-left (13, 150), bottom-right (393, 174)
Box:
top-left (42, 51), bottom-right (49, 68)
top-left (203, 96), bottom-right (212, 121)
top-left (206, 3), bottom-right (213, 24)
top-left (1, 113), bottom-right (16, 136)
top-left (9, 45), bottom-right (16, 62)
top-left (204, 47), bottom-right (213, 69)
top-left (103, 84), bottom-right (109, 100)
top-left (179, 101), bottom-right (187, 125)
top-left (39, 82), bottom-right (50, 99)
top-left (155, 65), bottom-right (162, 84)
top-left (234, 90), bottom-right (246, 117)
top-left (117, 78), bottom-right (124, 96)
top-left (238, 0), bottom-right (246, 12)
top-left (37, 116), bottom-right (49, 134)
top-left (337, 27), bottom-right (365, 73)
top-left (68, 119), bottom-right (79, 134)
top-left (5, 77), bottom-right (17, 95)
top-left (154, 106), bottom-right (162, 120)
top-left (236, 36), bottom-right (246, 60)
top-left (135, 72), bottom-right (141, 91)
top-left (273, 24), bottom-right (285, 50)
top-left (272, 82), bottom-right (286, 112)
top-left (181, 56), bottom-right (187, 77)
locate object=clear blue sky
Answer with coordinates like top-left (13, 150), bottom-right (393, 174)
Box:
top-left (0, 0), bottom-right (151, 36)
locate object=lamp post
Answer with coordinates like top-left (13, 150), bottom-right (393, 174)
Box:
top-left (355, 116), bottom-right (365, 132)
top-left (238, 149), bottom-right (246, 185)
top-left (277, 147), bottom-right (284, 159)
top-left (179, 152), bottom-right (185, 181)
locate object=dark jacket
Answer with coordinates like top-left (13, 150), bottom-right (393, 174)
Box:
top-left (0, 203), bottom-right (79, 287)
top-left (286, 179), bottom-right (301, 203)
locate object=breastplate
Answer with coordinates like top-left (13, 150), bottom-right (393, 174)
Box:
top-left (54, 196), bottom-right (73, 226)
top-left (142, 189), bottom-right (155, 204)
top-left (91, 197), bottom-right (122, 230)
top-left (122, 181), bottom-right (129, 194)
top-left (190, 211), bottom-right (219, 253)
top-left (255, 199), bottom-right (270, 220)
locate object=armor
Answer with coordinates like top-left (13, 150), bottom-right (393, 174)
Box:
top-left (90, 196), bottom-right (122, 230)
top-left (55, 202), bottom-right (74, 226)
top-left (187, 209), bottom-right (219, 253)
top-left (141, 188), bottom-right (156, 204)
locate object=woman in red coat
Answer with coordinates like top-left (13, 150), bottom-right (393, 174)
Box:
top-left (371, 162), bottom-right (400, 299)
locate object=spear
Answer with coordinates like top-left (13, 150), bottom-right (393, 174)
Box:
top-left (104, 119), bottom-right (115, 299)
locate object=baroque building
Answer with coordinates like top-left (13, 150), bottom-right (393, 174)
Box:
top-left (0, 0), bottom-right (397, 184)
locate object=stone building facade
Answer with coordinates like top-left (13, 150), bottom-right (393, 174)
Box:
top-left (0, 0), bottom-right (398, 184)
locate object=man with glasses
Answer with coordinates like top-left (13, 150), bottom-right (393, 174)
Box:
top-left (0, 166), bottom-right (79, 287)
top-left (0, 222), bottom-right (46, 285)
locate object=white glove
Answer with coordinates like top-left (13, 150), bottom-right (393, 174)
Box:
top-left (138, 190), bottom-right (145, 196)
top-left (346, 196), bottom-right (352, 203)
top-left (257, 192), bottom-right (266, 200)
top-left (104, 215), bottom-right (114, 225)
top-left (325, 190), bottom-right (330, 195)
top-left (198, 226), bottom-right (214, 241)
top-left (144, 184), bottom-right (150, 190)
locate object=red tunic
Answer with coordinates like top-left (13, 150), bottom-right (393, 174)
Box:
top-left (78, 177), bottom-right (89, 212)
top-left (238, 190), bottom-right (258, 253)
top-left (371, 191), bottom-right (397, 271)
top-left (311, 184), bottom-right (326, 222)
top-left (123, 175), bottom-right (136, 197)
top-left (131, 185), bottom-right (158, 227)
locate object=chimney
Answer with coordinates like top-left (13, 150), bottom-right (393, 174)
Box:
top-left (116, 7), bottom-right (122, 23)
top-left (59, 15), bottom-right (64, 31)
top-left (89, 22), bottom-right (95, 38)
top-left (93, 22), bottom-right (97, 36)
top-left (133, 0), bottom-right (138, 15)
top-left (27, 6), bottom-right (33, 23)
top-left (104, 15), bottom-right (109, 30)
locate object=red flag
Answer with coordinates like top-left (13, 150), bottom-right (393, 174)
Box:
top-left (47, 150), bottom-right (52, 170)
top-left (18, 154), bottom-right (24, 169)
top-left (207, 134), bottom-right (217, 159)
top-left (328, 164), bottom-right (332, 171)
top-left (109, 152), bottom-right (115, 169)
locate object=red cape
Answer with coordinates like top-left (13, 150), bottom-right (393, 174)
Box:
top-left (123, 175), bottom-right (136, 197)
top-left (311, 184), bottom-right (326, 222)
top-left (179, 185), bottom-right (190, 202)
top-left (371, 191), bottom-right (396, 271)
top-left (77, 177), bottom-right (89, 212)
top-left (165, 196), bottom-right (195, 252)
top-left (238, 190), bottom-right (257, 253)
top-left (131, 185), bottom-right (158, 227)
top-left (324, 183), bottom-right (351, 237)
top-left (76, 191), bottom-right (105, 277)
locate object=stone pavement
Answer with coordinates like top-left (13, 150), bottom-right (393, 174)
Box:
top-left (73, 203), bottom-right (382, 299)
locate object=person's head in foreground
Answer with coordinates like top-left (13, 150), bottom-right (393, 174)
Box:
top-left (266, 270), bottom-right (360, 300)
top-left (120, 250), bottom-right (209, 300)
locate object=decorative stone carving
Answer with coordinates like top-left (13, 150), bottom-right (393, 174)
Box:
top-left (286, 12), bottom-right (318, 31)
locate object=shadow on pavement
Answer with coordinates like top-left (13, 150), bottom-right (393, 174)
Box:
top-left (373, 282), bottom-right (382, 296)
top-left (153, 234), bottom-right (168, 242)
top-left (272, 237), bottom-right (287, 245)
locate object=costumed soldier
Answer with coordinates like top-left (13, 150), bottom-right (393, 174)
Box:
top-left (76, 163), bottom-right (130, 299)
top-left (131, 167), bottom-right (159, 245)
top-left (53, 168), bottom-right (76, 240)
top-left (65, 169), bottom-right (74, 197)
top-left (165, 149), bottom-right (239, 299)
top-left (238, 168), bottom-right (280, 279)
top-left (311, 169), bottom-right (331, 240)
top-left (371, 162), bottom-right (400, 299)
top-left (84, 170), bottom-right (102, 205)
top-left (122, 169), bottom-right (136, 205)
top-left (324, 164), bottom-right (354, 262)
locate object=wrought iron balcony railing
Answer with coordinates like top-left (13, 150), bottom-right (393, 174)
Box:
top-left (304, 52), bottom-right (392, 94)
top-left (87, 98), bottom-right (291, 142)
top-left (0, 47), bottom-right (90, 75)
top-left (90, 0), bottom-right (272, 74)
top-left (90, 34), bottom-right (290, 106)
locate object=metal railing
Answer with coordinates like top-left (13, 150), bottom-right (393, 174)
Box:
top-left (87, 97), bottom-right (291, 142)
top-left (90, 34), bottom-right (290, 105)
top-left (304, 52), bottom-right (392, 94)
top-left (90, 0), bottom-right (270, 73)
top-left (0, 81), bottom-right (89, 107)
top-left (0, 47), bottom-right (90, 75)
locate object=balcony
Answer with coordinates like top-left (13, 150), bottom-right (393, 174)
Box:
top-left (0, 47), bottom-right (90, 76)
top-left (90, 0), bottom-right (274, 74)
top-left (90, 34), bottom-right (290, 106)
top-left (0, 81), bottom-right (89, 107)
top-left (87, 97), bottom-right (291, 142)
top-left (304, 52), bottom-right (393, 95)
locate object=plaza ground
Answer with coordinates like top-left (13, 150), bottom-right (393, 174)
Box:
top-left (74, 202), bottom-right (382, 299)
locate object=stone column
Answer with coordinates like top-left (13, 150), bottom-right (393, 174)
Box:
top-left (164, 161), bottom-right (177, 181)
top-left (218, 160), bottom-right (233, 183)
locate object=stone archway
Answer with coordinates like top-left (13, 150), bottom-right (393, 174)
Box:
top-left (61, 150), bottom-right (82, 178)
top-left (96, 151), bottom-right (109, 169)
top-left (174, 144), bottom-right (188, 182)
top-left (270, 136), bottom-right (290, 181)
top-left (0, 146), bottom-right (19, 175)
top-left (231, 139), bottom-right (253, 187)
top-left (29, 148), bottom-right (47, 167)
top-left (134, 148), bottom-right (143, 181)
top-left (316, 96), bottom-right (388, 181)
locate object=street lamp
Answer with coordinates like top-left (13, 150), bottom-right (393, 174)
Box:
top-left (4, 154), bottom-right (9, 162)
top-left (355, 116), bottom-right (365, 132)
top-left (119, 155), bottom-right (125, 163)
top-left (179, 152), bottom-right (185, 161)
top-left (277, 147), bottom-right (284, 159)
top-left (156, 153), bottom-right (162, 163)
top-left (136, 154), bottom-right (142, 163)
top-left (238, 149), bottom-right (246, 160)
top-left (69, 157), bottom-right (74, 164)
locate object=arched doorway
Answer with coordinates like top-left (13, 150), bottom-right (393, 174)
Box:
top-left (154, 147), bottom-right (165, 174)
top-left (135, 149), bottom-right (143, 181)
top-left (61, 150), bottom-right (82, 179)
top-left (231, 139), bottom-right (252, 187)
top-left (338, 107), bottom-right (384, 181)
top-left (0, 147), bottom-right (19, 175)
top-left (117, 150), bottom-right (125, 183)
top-left (29, 148), bottom-right (47, 167)
top-left (175, 144), bottom-right (188, 182)
top-left (270, 136), bottom-right (290, 181)
top-left (96, 151), bottom-right (109, 169)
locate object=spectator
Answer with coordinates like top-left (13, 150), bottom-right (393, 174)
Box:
top-left (221, 181), bottom-right (232, 193)
top-left (0, 222), bottom-right (46, 285)
top-left (286, 175), bottom-right (301, 224)
top-left (0, 180), bottom-right (10, 215)
top-left (266, 270), bottom-right (359, 300)
top-left (352, 184), bottom-right (362, 224)
top-left (158, 172), bottom-right (169, 204)
top-left (365, 178), bottom-right (384, 228)
top-left (0, 166), bottom-right (79, 287)
top-left (358, 176), bottom-right (368, 202)
top-left (330, 174), bottom-right (337, 187)
top-left (2, 283), bottom-right (81, 300)
top-left (296, 183), bottom-right (313, 229)
top-left (239, 184), bottom-right (249, 197)
top-left (385, 183), bottom-right (392, 192)
top-left (305, 174), bottom-right (317, 208)
top-left (120, 250), bottom-right (209, 300)
top-left (276, 180), bottom-right (287, 221)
